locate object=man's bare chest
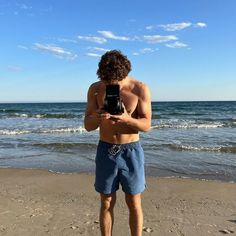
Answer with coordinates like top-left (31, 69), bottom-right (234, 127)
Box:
top-left (96, 88), bottom-right (138, 115)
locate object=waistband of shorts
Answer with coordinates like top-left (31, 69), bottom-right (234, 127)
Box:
top-left (98, 140), bottom-right (141, 149)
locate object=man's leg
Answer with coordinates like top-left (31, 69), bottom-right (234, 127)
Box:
top-left (125, 193), bottom-right (143, 236)
top-left (100, 192), bottom-right (117, 236)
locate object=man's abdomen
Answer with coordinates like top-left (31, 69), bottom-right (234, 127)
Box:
top-left (99, 123), bottom-right (139, 144)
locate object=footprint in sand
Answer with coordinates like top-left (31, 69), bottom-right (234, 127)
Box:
top-left (228, 220), bottom-right (236, 224)
top-left (143, 227), bottom-right (153, 233)
top-left (219, 229), bottom-right (234, 234)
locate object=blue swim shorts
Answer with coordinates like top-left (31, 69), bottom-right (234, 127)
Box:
top-left (95, 140), bottom-right (146, 195)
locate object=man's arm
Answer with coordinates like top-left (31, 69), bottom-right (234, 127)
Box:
top-left (111, 83), bottom-right (152, 132)
top-left (84, 84), bottom-right (101, 132)
top-left (84, 83), bottom-right (110, 132)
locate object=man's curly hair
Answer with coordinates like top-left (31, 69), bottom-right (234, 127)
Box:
top-left (97, 50), bottom-right (131, 82)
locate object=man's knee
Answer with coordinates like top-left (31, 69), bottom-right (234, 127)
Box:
top-left (100, 193), bottom-right (116, 211)
top-left (125, 193), bottom-right (142, 212)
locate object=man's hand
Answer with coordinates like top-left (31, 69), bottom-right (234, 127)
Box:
top-left (96, 109), bottom-right (111, 121)
top-left (109, 103), bottom-right (130, 123)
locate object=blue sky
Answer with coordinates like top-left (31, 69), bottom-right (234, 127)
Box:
top-left (0, 0), bottom-right (235, 102)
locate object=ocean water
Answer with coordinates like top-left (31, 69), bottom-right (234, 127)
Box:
top-left (0, 101), bottom-right (235, 182)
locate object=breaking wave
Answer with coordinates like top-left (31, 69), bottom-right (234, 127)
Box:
top-left (161, 143), bottom-right (236, 154)
top-left (0, 126), bottom-right (87, 135)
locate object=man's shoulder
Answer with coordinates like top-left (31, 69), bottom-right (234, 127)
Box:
top-left (88, 81), bottom-right (102, 91)
top-left (128, 77), bottom-right (150, 100)
top-left (129, 77), bottom-right (149, 92)
top-left (90, 81), bottom-right (102, 88)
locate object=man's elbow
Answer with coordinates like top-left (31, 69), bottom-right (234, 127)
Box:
top-left (84, 122), bottom-right (92, 132)
top-left (142, 126), bottom-right (151, 132)
top-left (84, 125), bottom-right (95, 132)
top-left (140, 122), bottom-right (151, 132)
top-left (84, 126), bottom-right (92, 132)
top-left (84, 121), bottom-right (98, 132)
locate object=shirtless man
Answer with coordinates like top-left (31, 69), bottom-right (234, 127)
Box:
top-left (84, 50), bottom-right (152, 236)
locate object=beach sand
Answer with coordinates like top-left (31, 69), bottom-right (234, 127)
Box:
top-left (0, 168), bottom-right (236, 236)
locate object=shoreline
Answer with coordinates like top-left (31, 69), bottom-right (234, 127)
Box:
top-left (1, 166), bottom-right (235, 184)
top-left (0, 168), bottom-right (236, 235)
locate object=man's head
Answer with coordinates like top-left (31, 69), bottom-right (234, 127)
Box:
top-left (97, 50), bottom-right (131, 83)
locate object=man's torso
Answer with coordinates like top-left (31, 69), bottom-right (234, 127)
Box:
top-left (94, 77), bottom-right (142, 144)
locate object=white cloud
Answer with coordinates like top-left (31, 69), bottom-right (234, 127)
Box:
top-left (195, 22), bottom-right (207, 28)
top-left (159, 22), bottom-right (192, 31)
top-left (33, 43), bottom-right (77, 60)
top-left (42, 6), bottom-right (53, 13)
top-left (98, 31), bottom-right (130, 41)
top-left (133, 47), bottom-right (158, 56)
top-left (166, 41), bottom-right (188, 48)
top-left (146, 25), bottom-right (154, 30)
top-left (143, 35), bottom-right (178, 43)
top-left (86, 53), bottom-right (101, 58)
top-left (15, 3), bottom-right (33, 16)
top-left (147, 22), bottom-right (207, 32)
top-left (86, 47), bottom-right (109, 58)
top-left (58, 38), bottom-right (77, 43)
top-left (128, 19), bottom-right (136, 23)
top-left (132, 36), bottom-right (141, 41)
top-left (88, 47), bottom-right (110, 52)
top-left (77, 35), bottom-right (107, 44)
top-left (16, 3), bottom-right (32, 10)
top-left (7, 65), bottom-right (22, 72)
top-left (18, 45), bottom-right (28, 50)
top-left (140, 48), bottom-right (157, 54)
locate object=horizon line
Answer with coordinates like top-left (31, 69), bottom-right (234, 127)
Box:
top-left (0, 100), bottom-right (236, 104)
